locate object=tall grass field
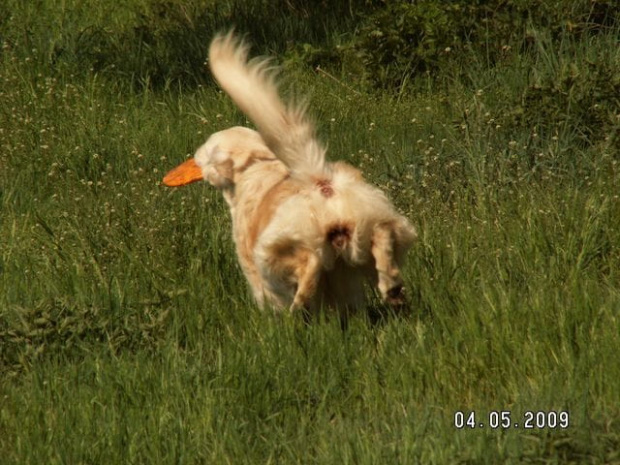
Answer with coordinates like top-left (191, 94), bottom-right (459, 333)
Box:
top-left (1, 1), bottom-right (619, 463)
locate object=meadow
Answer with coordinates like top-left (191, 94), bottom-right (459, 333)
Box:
top-left (1, 1), bottom-right (619, 463)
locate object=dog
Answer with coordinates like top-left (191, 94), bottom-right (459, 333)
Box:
top-left (163, 32), bottom-right (417, 316)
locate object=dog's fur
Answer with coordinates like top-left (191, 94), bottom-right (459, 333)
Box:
top-left (173, 32), bottom-right (417, 314)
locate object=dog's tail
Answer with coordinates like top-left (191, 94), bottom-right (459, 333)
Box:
top-left (209, 32), bottom-right (327, 180)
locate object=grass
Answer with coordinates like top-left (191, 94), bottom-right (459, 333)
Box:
top-left (1, 1), bottom-right (620, 463)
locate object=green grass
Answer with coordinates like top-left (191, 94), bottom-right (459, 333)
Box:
top-left (2, 1), bottom-right (620, 463)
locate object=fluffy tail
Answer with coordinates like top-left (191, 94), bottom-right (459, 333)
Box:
top-left (209, 31), bottom-right (327, 179)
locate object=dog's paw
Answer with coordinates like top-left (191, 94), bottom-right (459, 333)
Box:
top-left (290, 297), bottom-right (311, 313)
top-left (385, 284), bottom-right (407, 308)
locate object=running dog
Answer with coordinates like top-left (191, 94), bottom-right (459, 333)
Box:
top-left (163, 32), bottom-right (417, 316)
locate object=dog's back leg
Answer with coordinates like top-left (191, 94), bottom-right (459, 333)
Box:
top-left (290, 250), bottom-right (321, 313)
top-left (258, 238), bottom-right (322, 312)
top-left (371, 223), bottom-right (406, 307)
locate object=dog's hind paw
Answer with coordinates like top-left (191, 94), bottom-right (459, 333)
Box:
top-left (385, 284), bottom-right (407, 308)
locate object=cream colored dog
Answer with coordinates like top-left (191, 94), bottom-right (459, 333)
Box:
top-left (164, 32), bottom-right (416, 315)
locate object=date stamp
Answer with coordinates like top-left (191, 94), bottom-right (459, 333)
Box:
top-left (454, 411), bottom-right (569, 429)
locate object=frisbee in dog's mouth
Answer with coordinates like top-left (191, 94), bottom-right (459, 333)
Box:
top-left (163, 158), bottom-right (203, 187)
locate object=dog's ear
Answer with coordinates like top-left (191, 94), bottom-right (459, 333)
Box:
top-left (205, 157), bottom-right (234, 188)
top-left (205, 147), bottom-right (234, 189)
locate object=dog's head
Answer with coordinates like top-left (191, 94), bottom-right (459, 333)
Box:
top-left (163, 126), bottom-right (276, 204)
